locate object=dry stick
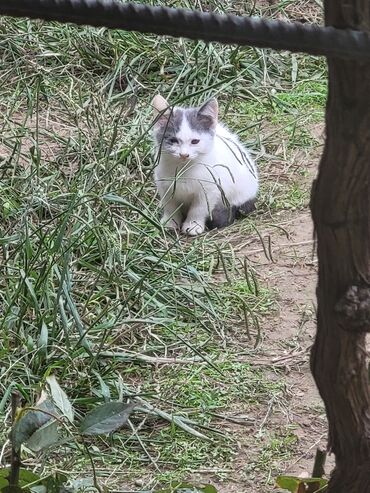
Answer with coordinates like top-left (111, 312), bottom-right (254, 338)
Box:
top-left (127, 418), bottom-right (160, 472)
top-left (289, 435), bottom-right (327, 470)
top-left (312, 448), bottom-right (327, 478)
top-left (80, 436), bottom-right (103, 493)
top-left (247, 240), bottom-right (315, 256)
top-left (8, 391), bottom-right (22, 488)
top-left (307, 448), bottom-right (328, 493)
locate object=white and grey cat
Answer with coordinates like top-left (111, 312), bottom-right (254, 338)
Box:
top-left (152, 94), bottom-right (258, 236)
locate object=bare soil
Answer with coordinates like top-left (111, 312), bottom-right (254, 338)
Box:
top-left (194, 208), bottom-right (335, 492)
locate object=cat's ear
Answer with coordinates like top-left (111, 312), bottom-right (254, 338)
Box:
top-left (198, 98), bottom-right (218, 122)
top-left (152, 94), bottom-right (170, 116)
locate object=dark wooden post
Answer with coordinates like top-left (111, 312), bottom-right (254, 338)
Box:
top-left (310, 1), bottom-right (370, 490)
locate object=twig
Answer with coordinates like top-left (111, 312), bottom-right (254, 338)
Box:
top-left (247, 239), bottom-right (315, 257)
top-left (307, 448), bottom-right (327, 493)
top-left (290, 434), bottom-right (327, 468)
top-left (127, 418), bottom-right (160, 472)
top-left (80, 436), bottom-right (103, 493)
top-left (100, 351), bottom-right (203, 365)
top-left (312, 448), bottom-right (327, 478)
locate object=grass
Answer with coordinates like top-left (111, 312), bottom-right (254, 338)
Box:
top-left (0, 0), bottom-right (326, 491)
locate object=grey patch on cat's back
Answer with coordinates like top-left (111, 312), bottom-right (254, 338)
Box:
top-left (185, 108), bottom-right (215, 134)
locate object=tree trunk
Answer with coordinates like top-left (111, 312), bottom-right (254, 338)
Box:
top-left (310, 1), bottom-right (370, 490)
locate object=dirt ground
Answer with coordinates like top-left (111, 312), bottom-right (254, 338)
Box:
top-left (200, 212), bottom-right (334, 492)
top-left (249, 210), bottom-right (332, 475)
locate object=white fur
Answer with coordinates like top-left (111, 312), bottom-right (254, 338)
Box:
top-left (153, 99), bottom-right (258, 236)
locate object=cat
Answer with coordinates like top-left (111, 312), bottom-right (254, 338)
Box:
top-left (152, 94), bottom-right (258, 236)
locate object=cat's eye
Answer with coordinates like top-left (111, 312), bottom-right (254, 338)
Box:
top-left (191, 139), bottom-right (200, 145)
top-left (169, 137), bottom-right (178, 144)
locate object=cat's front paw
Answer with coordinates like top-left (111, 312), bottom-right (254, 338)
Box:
top-left (182, 221), bottom-right (205, 236)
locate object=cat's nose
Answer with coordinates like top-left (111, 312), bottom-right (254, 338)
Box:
top-left (179, 153), bottom-right (189, 160)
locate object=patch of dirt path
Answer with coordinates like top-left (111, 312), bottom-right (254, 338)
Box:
top-left (198, 209), bottom-right (336, 493)
top-left (248, 211), bottom-right (331, 476)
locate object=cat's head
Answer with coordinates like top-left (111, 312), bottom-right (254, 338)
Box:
top-left (152, 94), bottom-right (218, 161)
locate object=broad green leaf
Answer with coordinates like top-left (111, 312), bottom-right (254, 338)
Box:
top-left (25, 420), bottom-right (59, 452)
top-left (79, 401), bottom-right (135, 435)
top-left (0, 468), bottom-right (41, 491)
top-left (0, 476), bottom-right (7, 489)
top-left (12, 400), bottom-right (57, 451)
top-left (18, 469), bottom-right (42, 486)
top-left (46, 375), bottom-right (74, 422)
top-left (0, 471), bottom-right (8, 479)
top-left (276, 476), bottom-right (328, 492)
top-left (31, 472), bottom-right (68, 493)
top-left (276, 476), bottom-right (300, 492)
top-left (301, 478), bottom-right (327, 485)
top-left (0, 469), bottom-right (68, 493)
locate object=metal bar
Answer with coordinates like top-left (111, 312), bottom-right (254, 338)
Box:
top-left (1, 0), bottom-right (370, 60)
